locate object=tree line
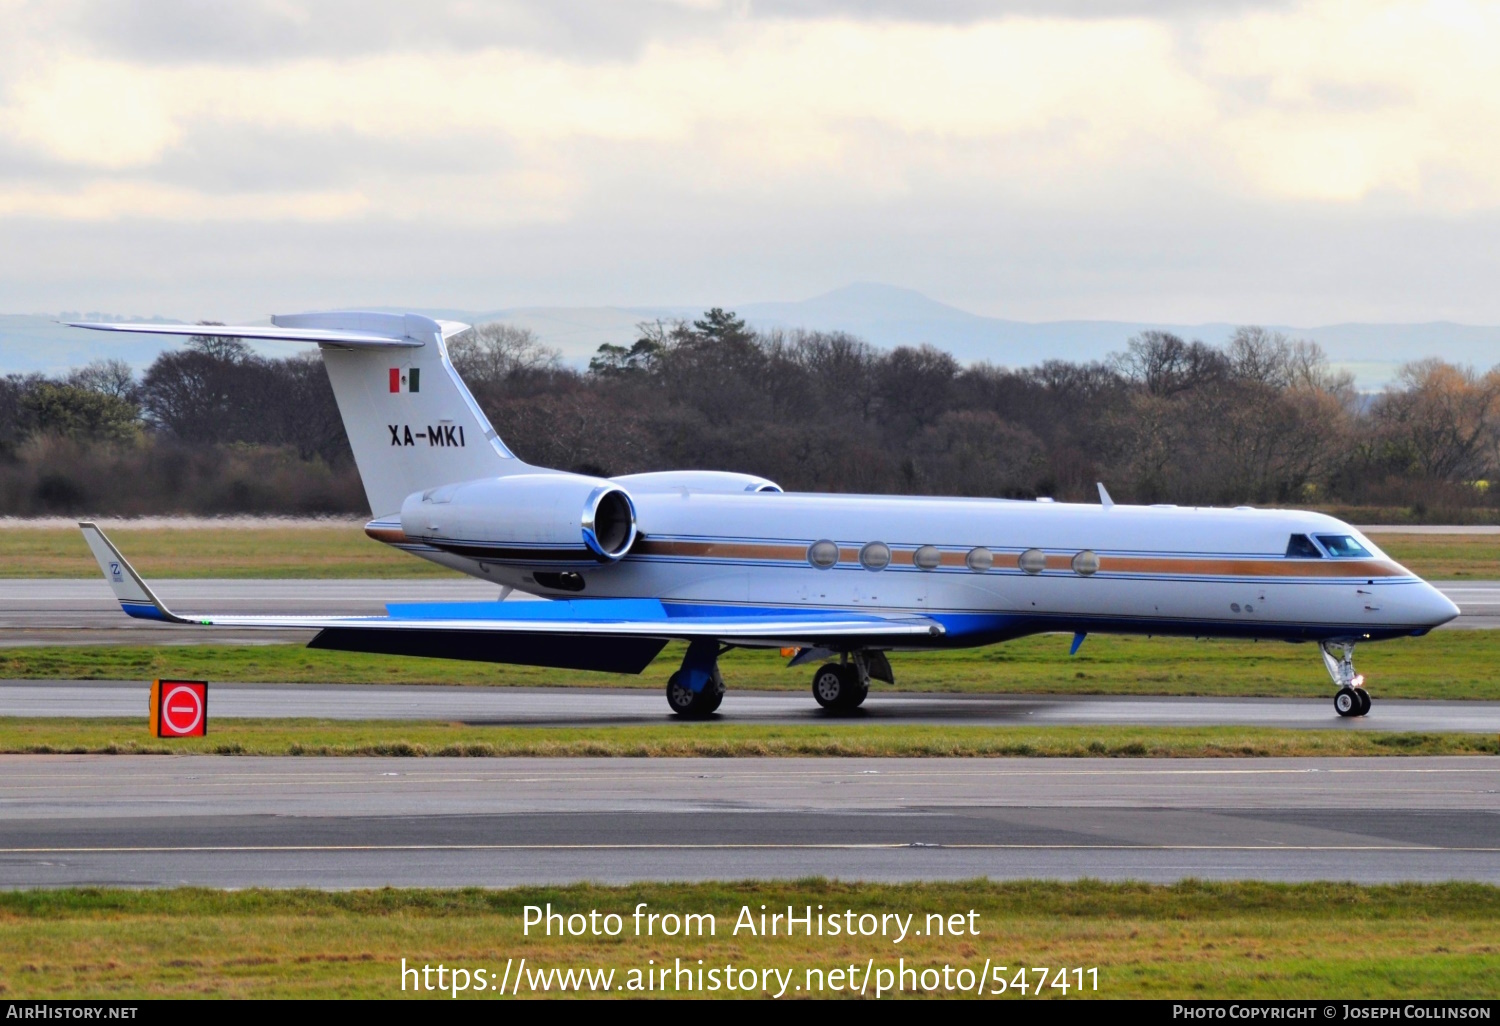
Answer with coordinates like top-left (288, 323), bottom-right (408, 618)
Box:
top-left (3, 310), bottom-right (1498, 517)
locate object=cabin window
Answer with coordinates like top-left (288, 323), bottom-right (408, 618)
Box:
top-left (808, 539), bottom-right (839, 569)
top-left (1072, 549), bottom-right (1100, 576)
top-left (1316, 534), bottom-right (1372, 558)
top-left (1285, 534), bottom-right (1322, 558)
top-left (966, 547), bottom-right (993, 572)
top-left (859, 541), bottom-right (891, 570)
top-left (913, 545), bottom-right (941, 570)
top-left (1018, 548), bottom-right (1047, 574)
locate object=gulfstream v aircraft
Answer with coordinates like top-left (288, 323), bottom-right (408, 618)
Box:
top-left (72, 312), bottom-right (1458, 718)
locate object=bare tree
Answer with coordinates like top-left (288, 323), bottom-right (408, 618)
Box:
top-left (448, 323), bottom-right (561, 392)
top-left (1372, 359), bottom-right (1500, 482)
top-left (67, 359), bottom-right (138, 402)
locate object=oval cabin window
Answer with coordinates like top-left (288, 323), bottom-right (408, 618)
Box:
top-left (807, 539), bottom-right (839, 569)
top-left (1018, 548), bottom-right (1047, 574)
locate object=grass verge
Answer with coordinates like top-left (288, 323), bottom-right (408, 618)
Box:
top-left (0, 526), bottom-right (1494, 580)
top-left (0, 882), bottom-right (1495, 998)
top-left (0, 719), bottom-right (1494, 757)
top-left (8, 630), bottom-right (1500, 699)
top-left (0, 526), bottom-right (455, 579)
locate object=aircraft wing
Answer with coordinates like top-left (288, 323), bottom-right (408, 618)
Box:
top-left (80, 523), bottom-right (943, 673)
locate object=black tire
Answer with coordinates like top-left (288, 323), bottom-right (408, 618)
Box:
top-left (702, 685), bottom-right (724, 714)
top-left (812, 664), bottom-right (864, 711)
top-left (1355, 689), bottom-right (1371, 716)
top-left (811, 663), bottom-right (846, 709)
top-left (1334, 686), bottom-right (1360, 717)
top-left (667, 670), bottom-right (722, 718)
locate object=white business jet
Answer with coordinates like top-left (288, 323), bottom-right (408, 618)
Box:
top-left (71, 312), bottom-right (1458, 718)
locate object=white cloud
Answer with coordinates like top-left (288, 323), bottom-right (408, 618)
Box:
top-left (0, 0), bottom-right (1498, 320)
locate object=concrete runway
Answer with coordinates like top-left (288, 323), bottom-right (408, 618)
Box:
top-left (4, 679), bottom-right (1499, 731)
top-left (2, 577), bottom-right (1499, 645)
top-left (0, 756), bottom-right (1493, 887)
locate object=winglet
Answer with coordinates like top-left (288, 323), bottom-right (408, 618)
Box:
top-left (78, 522), bottom-right (190, 623)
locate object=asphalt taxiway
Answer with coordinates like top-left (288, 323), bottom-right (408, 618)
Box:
top-left (0, 756), bottom-right (1493, 887)
top-left (2, 680), bottom-right (1498, 732)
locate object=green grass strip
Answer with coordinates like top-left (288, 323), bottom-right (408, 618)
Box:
top-left (1, 882), bottom-right (1496, 998)
top-left (1, 719), bottom-right (1494, 757)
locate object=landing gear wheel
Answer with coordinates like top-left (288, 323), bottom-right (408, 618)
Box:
top-left (702, 684), bottom-right (724, 714)
top-left (666, 671), bottom-right (723, 718)
top-left (812, 664), bottom-right (864, 712)
top-left (1334, 686), bottom-right (1361, 718)
top-left (1355, 688), bottom-right (1371, 716)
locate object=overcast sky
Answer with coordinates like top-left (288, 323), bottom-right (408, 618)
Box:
top-left (1, 0), bottom-right (1497, 324)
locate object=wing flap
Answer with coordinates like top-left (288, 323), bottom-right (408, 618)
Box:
top-left (308, 628), bottom-right (668, 674)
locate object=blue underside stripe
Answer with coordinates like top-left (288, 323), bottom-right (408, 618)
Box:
top-left (385, 599), bottom-right (893, 625)
top-left (120, 602), bottom-right (172, 622)
top-left (382, 599), bottom-right (1426, 643)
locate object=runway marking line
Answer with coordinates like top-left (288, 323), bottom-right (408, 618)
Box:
top-left (1, 843), bottom-right (1497, 854)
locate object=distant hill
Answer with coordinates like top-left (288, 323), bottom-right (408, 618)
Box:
top-left (733, 284), bottom-right (1500, 387)
top-left (9, 284), bottom-right (1500, 390)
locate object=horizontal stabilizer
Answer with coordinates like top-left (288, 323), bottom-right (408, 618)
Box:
top-left (65, 321), bottom-right (422, 348)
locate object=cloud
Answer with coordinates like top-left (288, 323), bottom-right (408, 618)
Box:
top-left (0, 0), bottom-right (1498, 322)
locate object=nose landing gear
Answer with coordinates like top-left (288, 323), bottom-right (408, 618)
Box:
top-left (1321, 641), bottom-right (1371, 717)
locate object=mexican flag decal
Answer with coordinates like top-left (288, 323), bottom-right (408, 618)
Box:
top-left (389, 367), bottom-right (420, 393)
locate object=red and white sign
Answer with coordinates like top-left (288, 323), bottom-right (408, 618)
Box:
top-left (153, 679), bottom-right (207, 737)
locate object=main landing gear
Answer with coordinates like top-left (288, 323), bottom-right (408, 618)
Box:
top-left (1321, 640), bottom-right (1371, 718)
top-left (665, 639), bottom-right (725, 718)
top-left (664, 642), bottom-right (895, 718)
top-left (810, 651), bottom-right (892, 713)
top-left (811, 662), bottom-right (867, 711)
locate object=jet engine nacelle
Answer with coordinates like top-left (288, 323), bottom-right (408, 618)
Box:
top-left (612, 470), bottom-right (781, 494)
top-left (400, 473), bottom-right (638, 563)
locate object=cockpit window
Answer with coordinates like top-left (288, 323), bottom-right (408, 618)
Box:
top-left (1286, 534), bottom-right (1322, 558)
top-left (1315, 534), bottom-right (1372, 558)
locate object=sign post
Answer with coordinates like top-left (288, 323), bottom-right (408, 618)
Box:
top-left (149, 679), bottom-right (208, 737)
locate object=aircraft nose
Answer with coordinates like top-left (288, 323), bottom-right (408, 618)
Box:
top-left (1421, 583), bottom-right (1461, 627)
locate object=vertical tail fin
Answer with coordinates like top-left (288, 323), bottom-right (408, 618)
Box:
top-left (273, 312), bottom-right (526, 515)
top-left (67, 310), bottom-right (531, 516)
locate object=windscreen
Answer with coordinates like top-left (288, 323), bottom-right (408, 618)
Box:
top-left (1315, 534), bottom-right (1372, 558)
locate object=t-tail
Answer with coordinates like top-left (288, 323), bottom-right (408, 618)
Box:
top-left (66, 311), bottom-right (529, 516)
